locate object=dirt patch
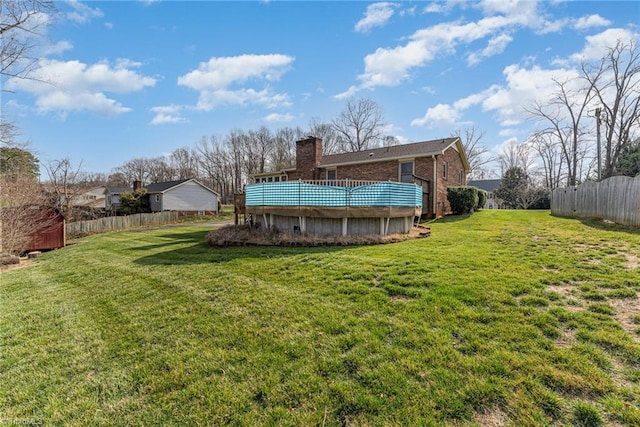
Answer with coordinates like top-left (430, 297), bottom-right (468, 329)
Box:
top-left (473, 407), bottom-right (507, 427)
top-left (624, 253), bottom-right (638, 270)
top-left (554, 328), bottom-right (578, 348)
top-left (0, 258), bottom-right (34, 274)
top-left (609, 297), bottom-right (640, 343)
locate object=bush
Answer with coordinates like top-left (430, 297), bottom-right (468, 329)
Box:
top-left (476, 189), bottom-right (487, 210)
top-left (447, 186), bottom-right (479, 215)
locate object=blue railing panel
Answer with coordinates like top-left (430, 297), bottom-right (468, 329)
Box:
top-left (246, 181), bottom-right (422, 208)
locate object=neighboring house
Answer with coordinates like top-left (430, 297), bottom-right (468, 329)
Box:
top-left (468, 179), bottom-right (503, 209)
top-left (73, 185), bottom-right (108, 209)
top-left (146, 179), bottom-right (219, 214)
top-left (253, 136), bottom-right (470, 218)
top-left (104, 185), bottom-right (133, 213)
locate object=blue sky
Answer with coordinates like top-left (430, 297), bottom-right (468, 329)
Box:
top-left (4, 0), bottom-right (639, 175)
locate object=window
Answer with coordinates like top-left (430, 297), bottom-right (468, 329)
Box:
top-left (274, 176), bottom-right (280, 182)
top-left (400, 161), bottom-right (414, 183)
top-left (442, 162), bottom-right (448, 179)
top-left (267, 177), bottom-right (273, 182)
top-left (155, 194), bottom-right (160, 202)
top-left (327, 169), bottom-right (336, 181)
top-left (281, 175), bottom-right (287, 182)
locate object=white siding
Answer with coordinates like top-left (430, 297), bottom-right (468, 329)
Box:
top-left (161, 181), bottom-right (218, 212)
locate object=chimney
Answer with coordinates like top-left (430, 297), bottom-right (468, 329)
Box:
top-left (295, 136), bottom-right (323, 180)
top-left (133, 180), bottom-right (142, 191)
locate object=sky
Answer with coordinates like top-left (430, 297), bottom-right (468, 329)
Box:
top-left (3, 0), bottom-right (639, 176)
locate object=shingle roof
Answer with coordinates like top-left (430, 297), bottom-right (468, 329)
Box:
top-left (468, 179), bottom-right (502, 192)
top-left (105, 186), bottom-right (132, 194)
top-left (144, 179), bottom-right (191, 193)
top-left (319, 137), bottom-right (461, 167)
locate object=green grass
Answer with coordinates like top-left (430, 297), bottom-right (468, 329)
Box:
top-left (2, 210), bottom-right (639, 426)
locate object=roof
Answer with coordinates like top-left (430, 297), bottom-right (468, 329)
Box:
top-left (105, 186), bottom-right (132, 195)
top-left (319, 137), bottom-right (467, 169)
top-left (468, 179), bottom-right (502, 192)
top-left (145, 178), bottom-right (220, 196)
top-left (145, 179), bottom-right (191, 193)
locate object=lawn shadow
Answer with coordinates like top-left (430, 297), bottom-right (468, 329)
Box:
top-left (428, 213), bottom-right (473, 224)
top-left (132, 230), bottom-right (351, 266)
top-left (577, 217), bottom-right (640, 236)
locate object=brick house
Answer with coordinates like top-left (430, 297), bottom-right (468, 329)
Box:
top-left (253, 136), bottom-right (470, 218)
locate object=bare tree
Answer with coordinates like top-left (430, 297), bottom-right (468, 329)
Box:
top-left (331, 97), bottom-right (386, 152)
top-left (583, 39), bottom-right (640, 178)
top-left (168, 147), bottom-right (199, 180)
top-left (1, 0), bottom-right (55, 82)
top-left (271, 127), bottom-right (302, 170)
top-left (452, 127), bottom-right (495, 180)
top-left (528, 131), bottom-right (566, 189)
top-left (308, 118), bottom-right (341, 154)
top-left (44, 158), bottom-right (84, 220)
top-left (527, 75), bottom-right (598, 186)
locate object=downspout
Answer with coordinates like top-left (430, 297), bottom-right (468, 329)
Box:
top-left (432, 154), bottom-right (437, 217)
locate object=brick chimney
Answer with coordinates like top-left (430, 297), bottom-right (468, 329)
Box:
top-left (133, 180), bottom-right (142, 191)
top-left (295, 136), bottom-right (323, 180)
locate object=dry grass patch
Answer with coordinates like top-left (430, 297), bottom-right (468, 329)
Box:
top-left (473, 407), bottom-right (508, 427)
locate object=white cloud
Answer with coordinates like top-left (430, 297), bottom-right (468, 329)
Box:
top-left (44, 40), bottom-right (73, 56)
top-left (354, 2), bottom-right (397, 34)
top-left (467, 32), bottom-right (513, 65)
top-left (105, 22), bottom-right (113, 30)
top-left (569, 28), bottom-right (639, 62)
top-left (178, 54), bottom-right (293, 90)
top-left (264, 112), bottom-right (295, 123)
top-left (66, 0), bottom-right (104, 23)
top-left (411, 103), bottom-right (461, 127)
top-left (178, 54), bottom-right (294, 110)
top-left (149, 105), bottom-right (188, 125)
top-left (6, 58), bottom-right (156, 116)
top-left (573, 14), bottom-right (611, 30)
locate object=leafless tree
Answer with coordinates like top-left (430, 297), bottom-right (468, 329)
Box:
top-left (527, 75), bottom-right (598, 186)
top-left (331, 97), bottom-right (386, 152)
top-left (583, 40), bottom-right (640, 178)
top-left (247, 126), bottom-right (273, 174)
top-left (452, 127), bottom-right (495, 180)
top-left (168, 147), bottom-right (199, 180)
top-left (528, 131), bottom-right (566, 189)
top-left (44, 158), bottom-right (85, 220)
top-left (308, 118), bottom-right (341, 155)
top-left (271, 127), bottom-right (302, 170)
top-left (499, 139), bottom-right (535, 176)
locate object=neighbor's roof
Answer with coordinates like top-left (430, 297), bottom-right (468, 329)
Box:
top-left (145, 179), bottom-right (191, 193)
top-left (145, 178), bottom-right (220, 196)
top-left (105, 186), bottom-right (132, 194)
top-left (468, 179), bottom-right (502, 192)
top-left (319, 137), bottom-right (467, 169)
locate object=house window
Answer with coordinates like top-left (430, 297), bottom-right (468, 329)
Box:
top-left (155, 194), bottom-right (160, 202)
top-left (399, 161), bottom-right (414, 183)
top-left (327, 169), bottom-right (337, 181)
top-left (267, 177), bottom-right (273, 182)
top-left (281, 175), bottom-right (287, 182)
top-left (274, 176), bottom-right (280, 182)
top-left (442, 162), bottom-right (448, 179)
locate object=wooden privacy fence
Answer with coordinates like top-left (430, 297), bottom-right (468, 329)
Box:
top-left (66, 211), bottom-right (179, 237)
top-left (551, 176), bottom-right (640, 228)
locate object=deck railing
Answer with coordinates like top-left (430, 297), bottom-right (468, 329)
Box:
top-left (246, 180), bottom-right (422, 208)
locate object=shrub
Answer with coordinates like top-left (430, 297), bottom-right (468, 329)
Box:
top-left (476, 189), bottom-right (487, 210)
top-left (447, 186), bottom-right (479, 215)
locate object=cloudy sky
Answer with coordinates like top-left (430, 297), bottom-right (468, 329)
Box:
top-left (4, 0), bottom-right (639, 174)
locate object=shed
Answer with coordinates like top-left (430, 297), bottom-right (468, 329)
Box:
top-left (27, 206), bottom-right (66, 251)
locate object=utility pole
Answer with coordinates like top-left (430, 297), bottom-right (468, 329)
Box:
top-left (595, 107), bottom-right (602, 181)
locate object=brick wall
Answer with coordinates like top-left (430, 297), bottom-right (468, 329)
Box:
top-left (289, 137), bottom-right (323, 180)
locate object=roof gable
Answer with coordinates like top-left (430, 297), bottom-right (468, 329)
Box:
top-left (145, 178), bottom-right (220, 196)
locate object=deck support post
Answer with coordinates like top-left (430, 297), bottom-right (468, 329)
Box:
top-left (342, 217), bottom-right (348, 236)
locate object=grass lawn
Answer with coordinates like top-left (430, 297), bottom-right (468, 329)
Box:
top-left (2, 210), bottom-right (639, 426)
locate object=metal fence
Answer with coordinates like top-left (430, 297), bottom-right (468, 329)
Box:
top-left (245, 180), bottom-right (422, 208)
top-left (66, 211), bottom-right (179, 237)
top-left (551, 175), bottom-right (640, 228)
